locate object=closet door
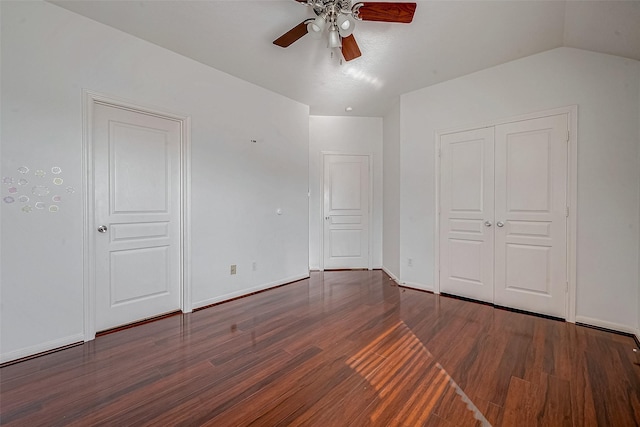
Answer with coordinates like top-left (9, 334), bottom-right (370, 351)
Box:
top-left (439, 128), bottom-right (495, 303)
top-left (493, 115), bottom-right (568, 318)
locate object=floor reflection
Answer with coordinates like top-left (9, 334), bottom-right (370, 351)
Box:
top-left (348, 320), bottom-right (491, 426)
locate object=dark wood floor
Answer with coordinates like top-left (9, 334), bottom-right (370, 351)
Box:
top-left (2, 270), bottom-right (639, 426)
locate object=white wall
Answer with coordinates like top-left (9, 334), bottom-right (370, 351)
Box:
top-left (309, 116), bottom-right (383, 270)
top-left (399, 47), bottom-right (640, 331)
top-left (1, 1), bottom-right (309, 363)
top-left (382, 101), bottom-right (401, 280)
top-left (638, 76), bottom-right (640, 340)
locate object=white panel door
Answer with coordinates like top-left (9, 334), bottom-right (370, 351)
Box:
top-left (494, 115), bottom-right (568, 318)
top-left (323, 154), bottom-right (370, 269)
top-left (93, 103), bottom-right (181, 331)
top-left (439, 128), bottom-right (495, 303)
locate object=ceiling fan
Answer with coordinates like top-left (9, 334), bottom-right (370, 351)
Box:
top-left (273, 1), bottom-right (417, 62)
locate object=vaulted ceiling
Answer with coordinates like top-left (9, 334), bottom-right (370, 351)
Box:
top-left (51, 1), bottom-right (640, 117)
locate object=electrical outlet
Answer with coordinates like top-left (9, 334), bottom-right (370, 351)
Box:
top-left (408, 258), bottom-right (413, 267)
top-left (230, 264), bottom-right (237, 275)
top-left (252, 262), bottom-right (257, 271)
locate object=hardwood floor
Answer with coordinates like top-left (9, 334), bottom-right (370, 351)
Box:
top-left (1, 270), bottom-right (639, 426)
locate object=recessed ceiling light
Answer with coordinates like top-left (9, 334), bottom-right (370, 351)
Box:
top-left (345, 107), bottom-right (353, 112)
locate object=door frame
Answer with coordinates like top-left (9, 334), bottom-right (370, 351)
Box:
top-left (82, 90), bottom-right (192, 341)
top-left (434, 105), bottom-right (578, 322)
top-left (319, 151), bottom-right (374, 271)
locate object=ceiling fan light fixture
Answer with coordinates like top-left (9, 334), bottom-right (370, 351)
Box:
top-left (328, 26), bottom-right (341, 48)
top-left (311, 14), bottom-right (327, 33)
top-left (307, 22), bottom-right (323, 39)
top-left (337, 14), bottom-right (355, 37)
top-left (274, 1), bottom-right (416, 61)
top-left (337, 14), bottom-right (352, 30)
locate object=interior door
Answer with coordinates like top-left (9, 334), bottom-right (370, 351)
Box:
top-left (493, 115), bottom-right (568, 318)
top-left (93, 103), bottom-right (182, 332)
top-left (323, 154), bottom-right (370, 269)
top-left (439, 128), bottom-right (495, 303)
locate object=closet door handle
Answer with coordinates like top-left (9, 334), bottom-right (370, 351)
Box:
top-left (484, 221), bottom-right (492, 227)
top-left (496, 221), bottom-right (504, 228)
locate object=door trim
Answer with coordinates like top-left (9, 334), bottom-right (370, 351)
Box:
top-left (319, 151), bottom-right (373, 271)
top-left (82, 90), bottom-right (192, 341)
top-left (434, 105), bottom-right (578, 322)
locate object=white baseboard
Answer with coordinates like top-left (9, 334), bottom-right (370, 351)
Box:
top-left (381, 267), bottom-right (400, 284)
top-left (575, 315), bottom-right (640, 340)
top-left (309, 268), bottom-right (383, 272)
top-left (379, 267), bottom-right (434, 292)
top-left (192, 273), bottom-right (310, 310)
top-left (399, 281), bottom-right (434, 292)
top-left (1, 333), bottom-right (84, 364)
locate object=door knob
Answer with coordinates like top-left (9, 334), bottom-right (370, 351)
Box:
top-left (484, 221), bottom-right (492, 227)
top-left (97, 225), bottom-right (108, 233)
top-left (496, 221), bottom-right (504, 228)
top-left (325, 216), bottom-right (330, 220)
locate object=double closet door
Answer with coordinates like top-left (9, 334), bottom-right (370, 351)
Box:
top-left (439, 114), bottom-right (568, 318)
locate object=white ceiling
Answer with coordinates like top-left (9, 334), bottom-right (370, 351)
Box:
top-left (50, 0), bottom-right (640, 117)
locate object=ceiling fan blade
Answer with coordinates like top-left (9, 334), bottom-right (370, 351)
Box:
top-left (341, 34), bottom-right (362, 62)
top-left (355, 2), bottom-right (417, 23)
top-left (273, 21), bottom-right (309, 47)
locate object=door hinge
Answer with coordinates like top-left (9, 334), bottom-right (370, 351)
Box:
top-left (566, 130), bottom-right (570, 142)
top-left (566, 206), bottom-right (569, 217)
top-left (438, 148), bottom-right (442, 158)
top-left (566, 281), bottom-right (569, 293)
